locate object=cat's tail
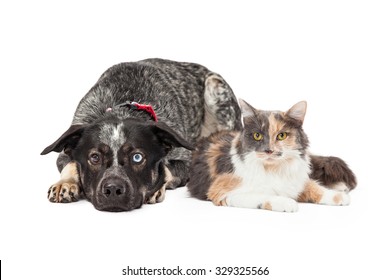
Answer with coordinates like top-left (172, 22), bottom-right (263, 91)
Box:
top-left (309, 155), bottom-right (357, 191)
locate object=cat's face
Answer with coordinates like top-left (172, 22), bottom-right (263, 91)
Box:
top-left (239, 100), bottom-right (309, 165)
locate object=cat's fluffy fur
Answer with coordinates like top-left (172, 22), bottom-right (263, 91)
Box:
top-left (187, 100), bottom-right (356, 212)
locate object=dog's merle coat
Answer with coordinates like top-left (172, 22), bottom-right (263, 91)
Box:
top-left (41, 59), bottom-right (241, 211)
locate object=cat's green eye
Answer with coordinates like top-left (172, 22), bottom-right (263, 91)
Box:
top-left (277, 132), bottom-right (287, 141)
top-left (253, 132), bottom-right (263, 141)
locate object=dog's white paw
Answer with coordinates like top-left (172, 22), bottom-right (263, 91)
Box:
top-left (48, 180), bottom-right (80, 203)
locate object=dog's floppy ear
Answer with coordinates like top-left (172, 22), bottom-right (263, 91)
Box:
top-left (41, 124), bottom-right (86, 155)
top-left (152, 122), bottom-right (194, 151)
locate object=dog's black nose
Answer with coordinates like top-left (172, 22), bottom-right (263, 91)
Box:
top-left (102, 183), bottom-right (125, 197)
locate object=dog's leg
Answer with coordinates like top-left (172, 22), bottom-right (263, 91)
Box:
top-left (56, 151), bottom-right (71, 173)
top-left (146, 184), bottom-right (166, 204)
top-left (47, 156), bottom-right (81, 203)
top-left (200, 73), bottom-right (242, 137)
top-left (146, 161), bottom-right (189, 204)
top-left (163, 160), bottom-right (190, 189)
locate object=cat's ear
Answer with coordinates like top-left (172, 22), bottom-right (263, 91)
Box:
top-left (239, 99), bottom-right (257, 118)
top-left (286, 101), bottom-right (307, 124)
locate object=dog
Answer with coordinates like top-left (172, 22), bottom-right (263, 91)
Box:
top-left (41, 58), bottom-right (242, 212)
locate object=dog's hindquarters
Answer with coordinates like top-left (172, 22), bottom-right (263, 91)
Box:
top-left (201, 73), bottom-right (242, 138)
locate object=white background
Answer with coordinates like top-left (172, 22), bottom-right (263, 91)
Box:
top-left (1, 0), bottom-right (389, 279)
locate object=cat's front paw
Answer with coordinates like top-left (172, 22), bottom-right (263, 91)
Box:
top-left (259, 197), bottom-right (298, 213)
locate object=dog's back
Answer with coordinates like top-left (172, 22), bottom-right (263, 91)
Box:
top-left (72, 58), bottom-right (241, 143)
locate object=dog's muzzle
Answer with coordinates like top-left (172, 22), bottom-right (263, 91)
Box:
top-left (95, 176), bottom-right (137, 212)
top-left (102, 177), bottom-right (126, 199)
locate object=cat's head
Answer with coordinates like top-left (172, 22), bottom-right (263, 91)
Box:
top-left (238, 99), bottom-right (309, 164)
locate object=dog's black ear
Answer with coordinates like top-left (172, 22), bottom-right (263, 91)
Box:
top-left (41, 124), bottom-right (86, 155)
top-left (152, 122), bottom-right (194, 151)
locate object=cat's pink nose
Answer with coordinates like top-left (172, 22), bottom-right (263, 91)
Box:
top-left (265, 149), bottom-right (273, 155)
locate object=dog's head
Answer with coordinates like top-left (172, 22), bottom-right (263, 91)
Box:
top-left (41, 118), bottom-right (193, 212)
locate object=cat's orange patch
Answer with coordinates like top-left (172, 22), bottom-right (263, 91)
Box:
top-left (207, 133), bottom-right (238, 177)
top-left (268, 113), bottom-right (298, 150)
top-left (333, 193), bottom-right (342, 204)
top-left (231, 132), bottom-right (241, 148)
top-left (268, 113), bottom-right (284, 146)
top-left (206, 142), bottom-right (224, 178)
top-left (207, 174), bottom-right (242, 206)
top-left (263, 202), bottom-right (272, 210)
top-left (298, 180), bottom-right (324, 203)
top-left (263, 157), bottom-right (294, 173)
top-left (263, 161), bottom-right (280, 172)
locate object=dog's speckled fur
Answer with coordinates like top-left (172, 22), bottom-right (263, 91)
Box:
top-left (41, 58), bottom-right (242, 211)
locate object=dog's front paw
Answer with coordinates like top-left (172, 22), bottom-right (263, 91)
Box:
top-left (48, 180), bottom-right (80, 203)
top-left (146, 186), bottom-right (166, 204)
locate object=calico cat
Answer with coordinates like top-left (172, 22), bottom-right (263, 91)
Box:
top-left (187, 100), bottom-right (356, 212)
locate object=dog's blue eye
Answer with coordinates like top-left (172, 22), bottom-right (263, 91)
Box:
top-left (132, 153), bottom-right (143, 163)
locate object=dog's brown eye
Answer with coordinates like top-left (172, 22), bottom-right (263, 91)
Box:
top-left (89, 153), bottom-right (101, 165)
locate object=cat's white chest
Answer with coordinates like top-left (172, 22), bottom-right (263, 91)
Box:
top-left (231, 151), bottom-right (310, 199)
